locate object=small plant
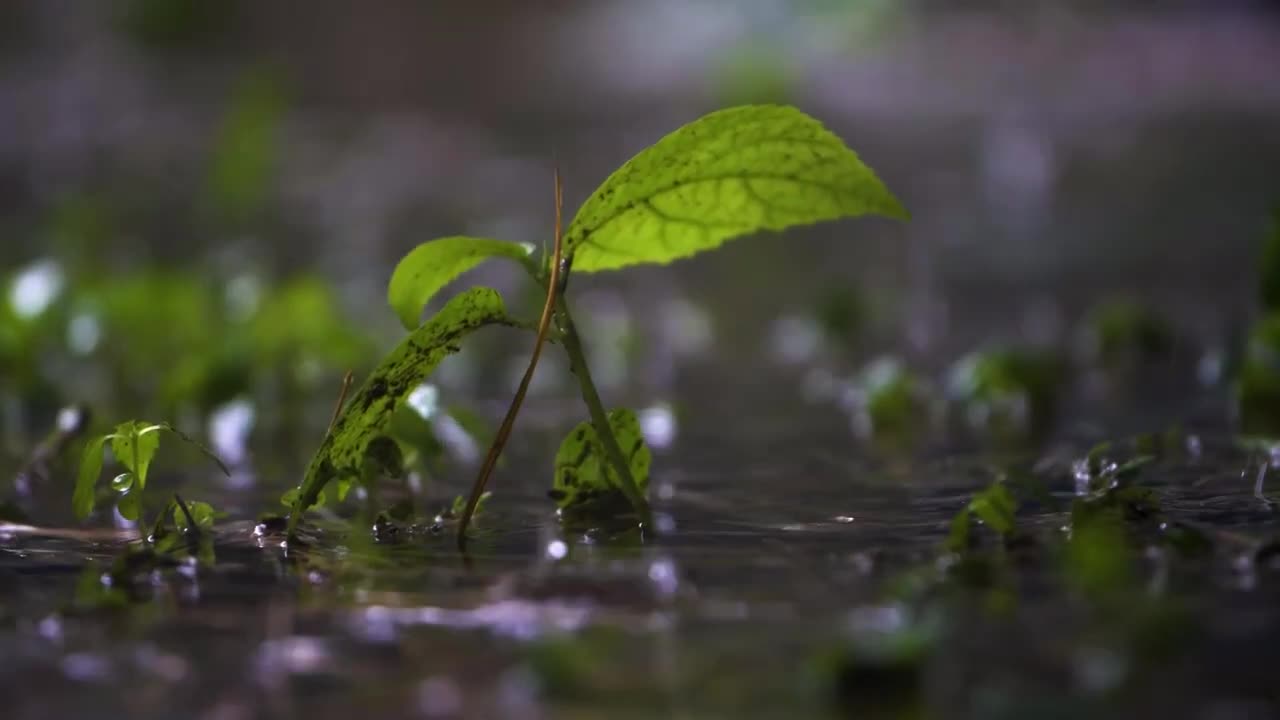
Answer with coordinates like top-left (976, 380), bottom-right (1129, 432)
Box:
top-left (280, 104), bottom-right (909, 547)
top-left (74, 420), bottom-right (229, 532)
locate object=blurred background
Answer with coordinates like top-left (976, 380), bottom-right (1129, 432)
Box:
top-left (3, 0), bottom-right (1280, 484)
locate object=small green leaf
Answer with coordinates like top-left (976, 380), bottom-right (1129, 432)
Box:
top-left (551, 409), bottom-right (651, 509)
top-left (280, 487), bottom-right (300, 508)
top-left (174, 500), bottom-right (218, 532)
top-left (117, 491), bottom-right (142, 521)
top-left (968, 483), bottom-right (1015, 535)
top-left (388, 237), bottom-right (535, 330)
top-left (945, 509), bottom-right (972, 553)
top-left (450, 491), bottom-right (491, 519)
top-left (73, 435), bottom-right (108, 520)
top-left (564, 104), bottom-right (907, 273)
top-left (289, 287), bottom-right (513, 522)
top-left (110, 421), bottom-right (162, 489)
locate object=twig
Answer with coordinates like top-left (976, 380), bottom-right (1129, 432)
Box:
top-left (457, 165), bottom-right (566, 550)
top-left (327, 371), bottom-right (355, 437)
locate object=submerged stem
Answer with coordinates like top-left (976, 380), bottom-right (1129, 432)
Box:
top-left (555, 296), bottom-right (652, 524)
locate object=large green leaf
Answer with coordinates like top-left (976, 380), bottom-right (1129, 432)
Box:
top-left (73, 435), bottom-right (108, 520)
top-left (289, 287), bottom-right (513, 520)
top-left (564, 104), bottom-right (907, 272)
top-left (551, 409), bottom-right (651, 509)
top-left (388, 236), bottom-right (534, 330)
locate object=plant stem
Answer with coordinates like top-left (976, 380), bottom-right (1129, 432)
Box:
top-left (554, 296), bottom-right (652, 524)
top-left (456, 168), bottom-right (568, 550)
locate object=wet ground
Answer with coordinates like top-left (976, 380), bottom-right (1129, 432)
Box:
top-left (3, 355), bottom-right (1280, 719)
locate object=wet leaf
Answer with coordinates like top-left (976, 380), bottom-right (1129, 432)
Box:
top-left (945, 509), bottom-right (972, 553)
top-left (109, 421), bottom-right (162, 489)
top-left (1067, 512), bottom-right (1135, 597)
top-left (110, 472), bottom-right (134, 492)
top-left (289, 288), bottom-right (512, 521)
top-left (173, 500), bottom-right (218, 532)
top-left (388, 236), bottom-right (535, 330)
top-left (73, 435), bottom-right (107, 519)
top-left (551, 409), bottom-right (651, 510)
top-left (564, 104), bottom-right (907, 273)
top-left (968, 483), bottom-right (1016, 535)
top-left (117, 490), bottom-right (142, 521)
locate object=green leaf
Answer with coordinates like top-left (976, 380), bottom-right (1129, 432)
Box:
top-left (110, 421), bottom-right (162, 489)
top-left (173, 500), bottom-right (218, 532)
top-left (564, 104), bottom-right (907, 273)
top-left (945, 509), bottom-right (972, 554)
top-left (73, 435), bottom-right (108, 520)
top-left (551, 409), bottom-right (651, 509)
top-left (388, 237), bottom-right (535, 330)
top-left (289, 287), bottom-right (512, 520)
top-left (968, 483), bottom-right (1015, 535)
top-left (117, 491), bottom-right (142, 521)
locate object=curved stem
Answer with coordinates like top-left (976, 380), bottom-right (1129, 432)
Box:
top-left (555, 296), bottom-right (652, 523)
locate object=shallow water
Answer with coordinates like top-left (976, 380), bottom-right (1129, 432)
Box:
top-left (3, 363), bottom-right (1280, 720)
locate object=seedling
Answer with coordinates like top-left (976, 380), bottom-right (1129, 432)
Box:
top-left (280, 104), bottom-right (909, 547)
top-left (74, 420), bottom-right (229, 532)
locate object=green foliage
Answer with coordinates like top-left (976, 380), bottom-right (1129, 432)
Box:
top-left (72, 435), bottom-right (107, 520)
top-left (293, 104), bottom-right (906, 538)
top-left (172, 499), bottom-right (220, 532)
top-left (1067, 509), bottom-right (1135, 598)
top-left (247, 275), bottom-right (372, 374)
top-left (563, 104), bottom-right (907, 272)
top-left (209, 71), bottom-right (285, 223)
top-left (1082, 299), bottom-right (1173, 366)
top-left (852, 357), bottom-right (929, 441)
top-left (388, 237), bottom-right (535, 330)
top-left (116, 0), bottom-right (234, 51)
top-left (1237, 311), bottom-right (1280, 435)
top-left (73, 421), bottom-right (228, 522)
top-left (288, 288), bottom-right (513, 522)
top-left (551, 409), bottom-right (651, 511)
top-left (947, 481), bottom-right (1016, 553)
top-left (946, 347), bottom-right (1063, 437)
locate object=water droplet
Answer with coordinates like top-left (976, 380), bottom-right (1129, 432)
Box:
top-left (66, 313), bottom-right (101, 355)
top-left (545, 540), bottom-right (568, 560)
top-left (639, 403), bottom-right (677, 449)
top-left (647, 558), bottom-right (679, 597)
top-left (405, 383), bottom-right (440, 420)
top-left (769, 314), bottom-right (823, 365)
top-left (61, 652), bottom-right (112, 682)
top-left (8, 259), bottom-right (64, 319)
top-left (209, 398), bottom-right (255, 467)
